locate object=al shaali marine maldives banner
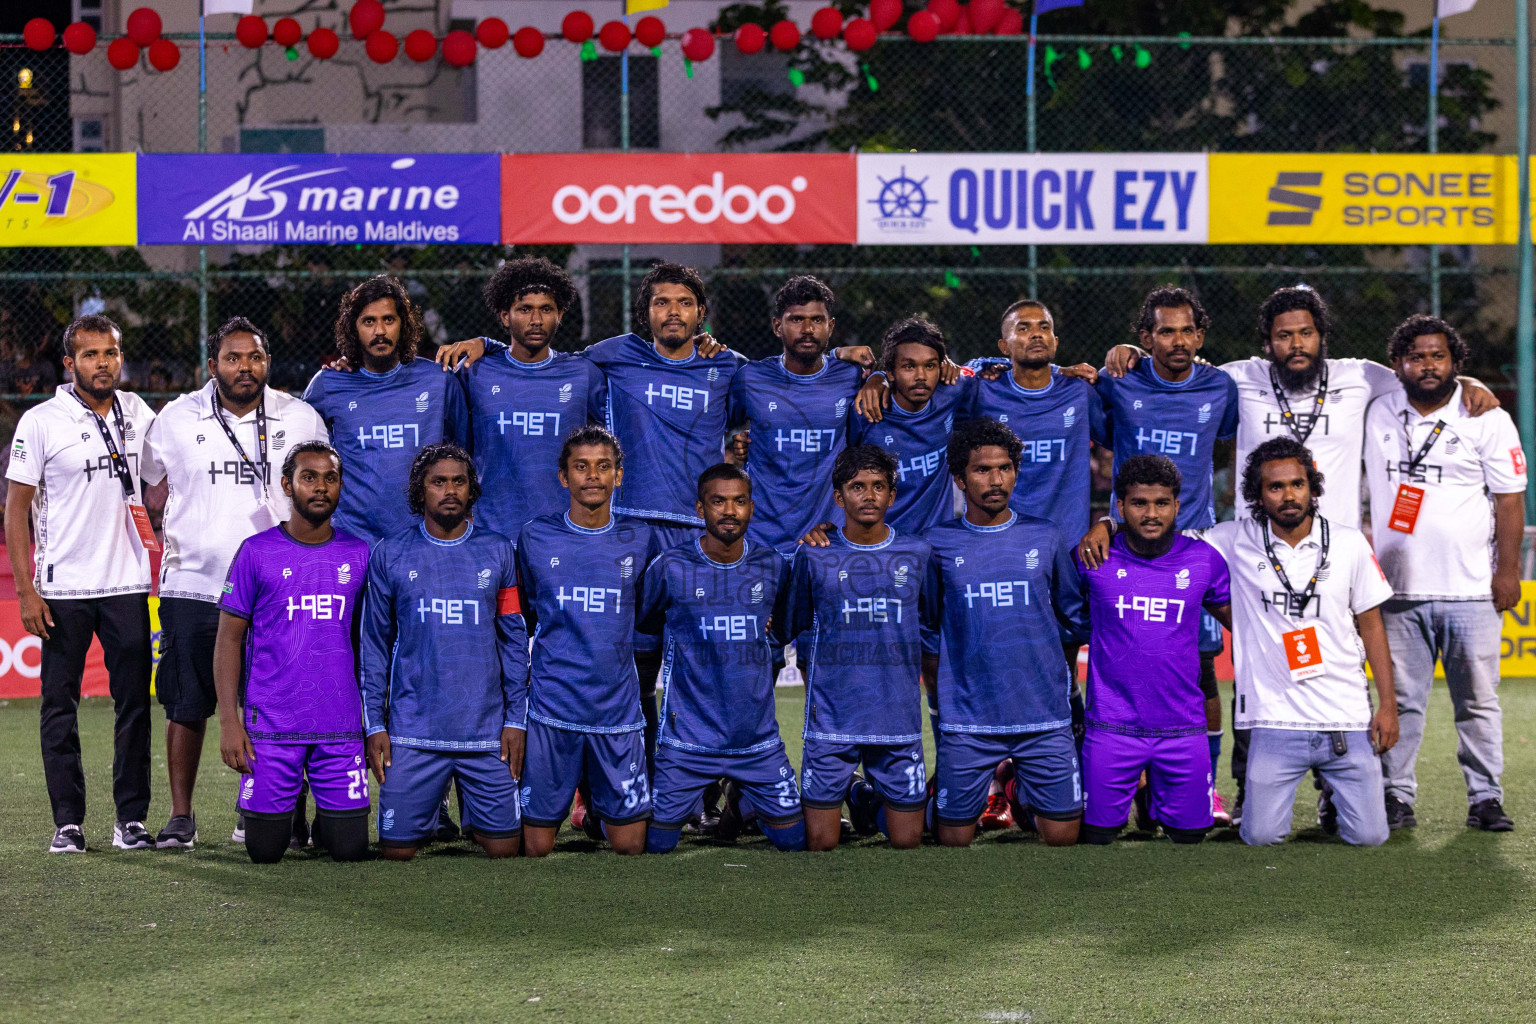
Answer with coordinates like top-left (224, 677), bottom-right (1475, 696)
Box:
top-left (137, 154), bottom-right (501, 245)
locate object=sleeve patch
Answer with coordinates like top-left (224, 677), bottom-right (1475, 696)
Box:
top-left (1512, 447), bottom-right (1526, 475)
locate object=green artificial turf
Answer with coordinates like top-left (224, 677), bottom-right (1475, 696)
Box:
top-left (1, 685), bottom-right (1533, 1023)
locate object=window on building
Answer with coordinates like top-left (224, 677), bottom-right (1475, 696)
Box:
top-left (582, 55), bottom-right (659, 150)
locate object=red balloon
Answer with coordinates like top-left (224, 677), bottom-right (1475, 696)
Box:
top-left (995, 7), bottom-right (1024, 34)
top-left (442, 29), bottom-right (476, 66)
top-left (512, 26), bottom-right (544, 58)
top-left (843, 17), bottom-right (877, 51)
top-left (126, 7), bottom-right (162, 47)
top-left (968, 0), bottom-right (1004, 34)
top-left (476, 18), bottom-right (509, 48)
top-left (272, 17), bottom-right (303, 47)
top-left (307, 26), bottom-right (339, 59)
top-left (769, 20), bottom-right (800, 50)
top-left (63, 21), bottom-right (97, 55)
top-left (734, 23), bottom-right (766, 55)
top-left (235, 15), bottom-right (267, 48)
top-left (147, 37), bottom-right (179, 71)
top-left (634, 16), bottom-right (666, 48)
top-left (365, 30), bottom-right (398, 63)
top-left (561, 11), bottom-right (594, 43)
top-left (680, 27), bottom-right (715, 61)
top-left (926, 0), bottom-right (960, 31)
top-left (811, 7), bottom-right (843, 40)
top-left (23, 18), bottom-right (56, 51)
top-left (907, 10), bottom-right (940, 41)
top-left (349, 0), bottom-right (385, 41)
top-left (598, 20), bottom-right (631, 52)
top-left (870, 0), bottom-right (903, 31)
top-left (953, 7), bottom-right (971, 34)
top-left (403, 29), bottom-right (436, 62)
top-left (106, 37), bottom-right (139, 70)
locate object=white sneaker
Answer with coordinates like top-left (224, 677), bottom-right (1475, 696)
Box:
top-left (112, 820), bottom-right (155, 850)
top-left (49, 824), bottom-right (85, 853)
top-left (231, 813), bottom-right (246, 844)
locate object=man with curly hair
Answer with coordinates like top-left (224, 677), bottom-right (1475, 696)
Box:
top-left (301, 275), bottom-right (470, 544)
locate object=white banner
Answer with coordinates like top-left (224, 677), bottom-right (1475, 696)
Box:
top-left (856, 152), bottom-right (1209, 245)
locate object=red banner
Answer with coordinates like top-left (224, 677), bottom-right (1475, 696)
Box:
top-left (0, 600), bottom-right (110, 699)
top-left (502, 153), bottom-right (858, 244)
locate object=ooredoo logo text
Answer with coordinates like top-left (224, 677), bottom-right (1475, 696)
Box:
top-left (552, 172), bottom-right (809, 226)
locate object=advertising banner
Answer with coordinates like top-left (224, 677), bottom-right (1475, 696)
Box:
top-left (0, 597), bottom-right (161, 700)
top-left (856, 152), bottom-right (1209, 245)
top-left (501, 153), bottom-right (857, 244)
top-left (1208, 153), bottom-right (1520, 245)
top-left (0, 154), bottom-right (136, 246)
top-left (137, 154), bottom-right (501, 245)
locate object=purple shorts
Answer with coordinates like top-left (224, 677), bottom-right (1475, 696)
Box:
top-left (1082, 729), bottom-right (1212, 833)
top-left (237, 740), bottom-right (371, 817)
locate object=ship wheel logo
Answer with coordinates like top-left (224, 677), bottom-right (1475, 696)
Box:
top-left (869, 166), bottom-right (934, 222)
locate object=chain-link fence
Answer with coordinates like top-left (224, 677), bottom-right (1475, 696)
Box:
top-left (0, 18), bottom-right (1527, 455)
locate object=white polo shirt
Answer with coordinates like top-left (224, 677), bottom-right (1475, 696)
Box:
top-left (1224, 357), bottom-right (1399, 529)
top-left (141, 381), bottom-right (329, 604)
top-left (1364, 382), bottom-right (1527, 601)
top-left (6, 384), bottom-right (156, 598)
top-left (1205, 516), bottom-right (1393, 731)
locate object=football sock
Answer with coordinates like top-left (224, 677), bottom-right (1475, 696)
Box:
top-left (761, 819), bottom-right (807, 852)
top-left (1208, 729), bottom-right (1223, 781)
top-left (645, 823), bottom-right (682, 855)
top-left (314, 812), bottom-right (369, 862)
top-left (244, 815), bottom-right (291, 864)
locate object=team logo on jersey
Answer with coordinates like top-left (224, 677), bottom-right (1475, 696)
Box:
top-left (550, 557), bottom-right (560, 567)
top-left (282, 568), bottom-right (293, 579)
top-left (1444, 437), bottom-right (1460, 455)
top-left (750, 582), bottom-right (764, 604)
top-left (620, 555), bottom-right (634, 579)
top-left (558, 383), bottom-right (573, 404)
top-left (944, 414), bottom-right (954, 432)
top-left (241, 777), bottom-right (255, 799)
top-left (1315, 564), bottom-right (1331, 582)
top-left (707, 367), bottom-right (720, 382)
top-left (1116, 568), bottom-right (1127, 579)
top-left (695, 587), bottom-right (705, 598)
top-left (193, 435), bottom-right (204, 445)
top-left (1329, 389), bottom-right (1343, 403)
top-left (408, 570), bottom-right (418, 580)
top-left (520, 785), bottom-right (533, 807)
top-left (123, 421), bottom-right (136, 441)
top-left (1198, 402), bottom-right (1212, 424)
top-left (81, 432), bottom-right (91, 441)
top-left (382, 808), bottom-right (395, 829)
top-left (1174, 568), bottom-right (1191, 590)
top-left (884, 435), bottom-right (894, 446)
top-left (954, 556), bottom-right (965, 567)
top-left (338, 563), bottom-right (352, 585)
top-left (491, 385), bottom-right (501, 395)
top-left (1063, 406), bottom-right (1076, 429)
top-left (1025, 548), bottom-right (1039, 570)
top-left (271, 429), bottom-right (287, 451)
top-left (478, 569), bottom-right (492, 589)
top-left (415, 391), bottom-right (431, 413)
top-left (835, 397), bottom-right (847, 419)
top-left (768, 401), bottom-right (779, 412)
top-left (348, 401), bottom-right (358, 412)
top-left (1133, 400), bottom-right (1144, 410)
top-left (894, 564), bottom-right (910, 586)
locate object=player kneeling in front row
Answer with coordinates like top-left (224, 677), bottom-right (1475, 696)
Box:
top-left (1075, 455), bottom-right (1231, 845)
top-left (921, 419), bottom-right (1090, 847)
top-left (361, 444), bottom-right (528, 860)
top-left (516, 426), bottom-right (661, 856)
top-left (788, 445), bottom-right (931, 850)
top-left (215, 442), bottom-right (372, 863)
top-left (640, 465), bottom-right (806, 853)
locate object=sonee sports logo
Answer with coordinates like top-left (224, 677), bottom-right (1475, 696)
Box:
top-left (1267, 172), bottom-right (1323, 226)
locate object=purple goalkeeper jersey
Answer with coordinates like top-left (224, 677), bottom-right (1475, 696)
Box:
top-left (220, 524), bottom-right (371, 743)
top-left (1075, 534), bottom-right (1230, 736)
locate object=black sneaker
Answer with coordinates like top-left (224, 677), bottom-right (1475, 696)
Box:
top-left (156, 814), bottom-right (198, 849)
top-left (1231, 787), bottom-right (1245, 827)
top-left (112, 820), bottom-right (155, 850)
top-left (1467, 798), bottom-right (1514, 832)
top-left (715, 779), bottom-right (743, 843)
top-left (1317, 791), bottom-right (1338, 835)
top-left (1385, 794), bottom-right (1417, 830)
top-left (434, 793), bottom-right (461, 843)
top-left (49, 824), bottom-right (85, 854)
top-left (289, 810), bottom-right (311, 851)
top-left (846, 774), bottom-right (880, 836)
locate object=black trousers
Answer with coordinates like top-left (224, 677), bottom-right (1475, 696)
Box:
top-left (39, 594), bottom-right (153, 827)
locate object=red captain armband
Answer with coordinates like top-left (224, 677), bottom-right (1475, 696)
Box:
top-left (496, 586), bottom-right (521, 615)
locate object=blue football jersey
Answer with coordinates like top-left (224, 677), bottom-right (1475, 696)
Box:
top-left (585, 333), bottom-right (742, 526)
top-left (919, 512), bottom-right (1089, 734)
top-left (729, 355), bottom-right (862, 557)
top-left (967, 367), bottom-right (1107, 542)
top-left (461, 349), bottom-right (607, 540)
top-left (1095, 361), bottom-right (1239, 530)
top-left (359, 522), bottom-right (528, 750)
top-left (637, 539), bottom-right (790, 755)
top-left (783, 529), bottom-right (931, 744)
top-left (849, 375), bottom-right (976, 534)
top-left (302, 358), bottom-right (470, 544)
top-left (515, 512), bottom-right (661, 733)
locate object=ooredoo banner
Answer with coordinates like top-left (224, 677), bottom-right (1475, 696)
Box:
top-left (0, 154), bottom-right (137, 247)
top-left (0, 597), bottom-right (161, 699)
top-left (501, 153), bottom-right (857, 244)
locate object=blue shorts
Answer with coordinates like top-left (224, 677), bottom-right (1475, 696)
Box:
top-left (800, 738), bottom-right (927, 812)
top-left (651, 742), bottom-right (802, 827)
top-left (377, 745), bottom-right (521, 847)
top-left (522, 719), bottom-right (651, 828)
top-left (934, 727), bottom-right (1082, 827)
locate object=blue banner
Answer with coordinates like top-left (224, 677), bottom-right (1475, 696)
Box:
top-left (137, 154), bottom-right (500, 245)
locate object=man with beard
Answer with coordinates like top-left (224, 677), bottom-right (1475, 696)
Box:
top-left (140, 317), bottom-right (329, 849)
top-left (215, 442), bottom-right (372, 864)
top-left (1365, 316), bottom-right (1526, 833)
top-left (1204, 438), bottom-right (1398, 847)
top-left (361, 445), bottom-right (529, 860)
top-left (6, 315), bottom-right (158, 854)
top-left (638, 465), bottom-right (803, 854)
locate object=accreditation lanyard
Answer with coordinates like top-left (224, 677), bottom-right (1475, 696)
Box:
top-left (1268, 362), bottom-right (1329, 444)
top-left (71, 387), bottom-right (160, 552)
top-left (211, 392), bottom-right (268, 483)
top-left (1386, 417), bottom-right (1446, 534)
top-left (1401, 417), bottom-right (1447, 477)
top-left (1261, 516), bottom-right (1329, 618)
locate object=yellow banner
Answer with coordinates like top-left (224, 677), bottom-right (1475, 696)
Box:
top-left (1209, 153), bottom-right (1519, 245)
top-left (1499, 582), bottom-right (1536, 677)
top-left (0, 154), bottom-right (136, 246)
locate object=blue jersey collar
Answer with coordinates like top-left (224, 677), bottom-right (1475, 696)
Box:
top-left (358, 360), bottom-right (406, 380)
top-left (961, 510), bottom-right (1017, 534)
top-left (838, 526), bottom-right (895, 551)
top-left (564, 511), bottom-right (616, 535)
top-left (777, 353), bottom-right (830, 380)
top-left (695, 537), bottom-right (751, 568)
top-left (1141, 360), bottom-right (1200, 390)
top-left (502, 346), bottom-right (557, 370)
top-left (418, 520), bottom-right (475, 547)
top-left (1008, 367), bottom-right (1058, 397)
